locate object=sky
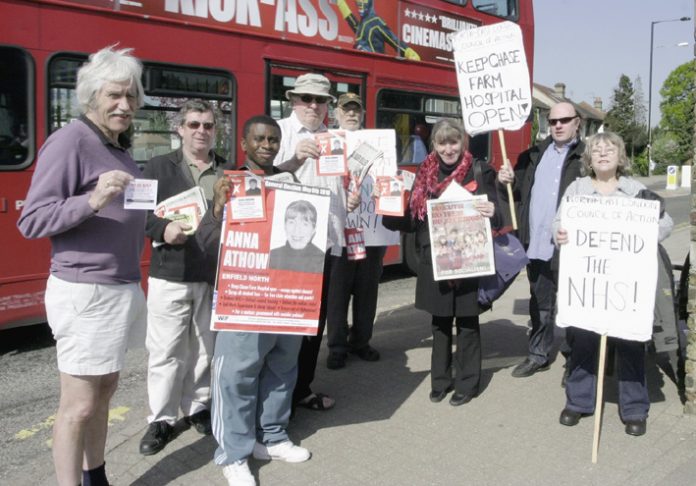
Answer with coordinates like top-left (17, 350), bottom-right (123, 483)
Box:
top-left (532, 0), bottom-right (694, 125)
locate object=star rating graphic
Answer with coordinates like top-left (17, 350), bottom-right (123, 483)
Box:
top-left (404, 8), bottom-right (438, 23)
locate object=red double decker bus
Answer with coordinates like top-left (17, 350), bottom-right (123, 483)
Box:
top-left (0, 0), bottom-right (534, 330)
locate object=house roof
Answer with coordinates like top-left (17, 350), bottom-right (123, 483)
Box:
top-left (533, 82), bottom-right (605, 122)
top-left (577, 101), bottom-right (606, 121)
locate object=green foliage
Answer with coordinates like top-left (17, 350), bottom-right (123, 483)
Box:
top-left (632, 150), bottom-right (649, 176)
top-left (659, 60), bottom-right (695, 164)
top-left (605, 75), bottom-right (635, 131)
top-left (604, 74), bottom-right (647, 157)
top-left (651, 132), bottom-right (680, 175)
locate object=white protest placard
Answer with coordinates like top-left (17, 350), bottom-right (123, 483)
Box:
top-left (556, 196), bottom-right (660, 341)
top-left (344, 129), bottom-right (400, 247)
top-left (453, 21), bottom-right (532, 136)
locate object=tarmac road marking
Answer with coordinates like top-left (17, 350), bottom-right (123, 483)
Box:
top-left (108, 406), bottom-right (130, 425)
top-left (14, 406), bottom-right (131, 442)
top-left (14, 415), bottom-right (56, 440)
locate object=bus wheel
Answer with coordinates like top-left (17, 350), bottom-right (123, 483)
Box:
top-left (402, 232), bottom-right (419, 275)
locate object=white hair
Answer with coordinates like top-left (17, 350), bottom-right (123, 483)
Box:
top-left (76, 45), bottom-right (145, 113)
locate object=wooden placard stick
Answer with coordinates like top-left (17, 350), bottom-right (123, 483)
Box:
top-left (591, 333), bottom-right (608, 464)
top-left (497, 129), bottom-right (518, 230)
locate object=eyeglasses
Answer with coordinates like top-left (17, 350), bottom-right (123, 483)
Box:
top-left (547, 116), bottom-right (578, 126)
top-left (340, 104), bottom-right (362, 113)
top-left (299, 95), bottom-right (329, 104)
top-left (185, 121), bottom-right (215, 130)
top-left (591, 147), bottom-right (617, 156)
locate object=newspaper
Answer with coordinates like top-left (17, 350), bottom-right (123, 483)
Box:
top-left (346, 140), bottom-right (382, 187)
top-left (153, 186), bottom-right (208, 247)
top-left (345, 129), bottom-right (397, 178)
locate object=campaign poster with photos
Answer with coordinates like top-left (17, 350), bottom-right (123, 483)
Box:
top-left (426, 196), bottom-right (495, 281)
top-left (226, 170), bottom-right (267, 223)
top-left (212, 181), bottom-right (330, 335)
top-left (375, 175), bottom-right (406, 216)
top-left (316, 130), bottom-right (347, 176)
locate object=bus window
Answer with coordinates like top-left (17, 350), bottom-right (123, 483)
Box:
top-left (48, 55), bottom-right (235, 163)
top-left (472, 0), bottom-right (518, 20)
top-left (376, 89), bottom-right (490, 166)
top-left (266, 64), bottom-right (364, 128)
top-left (0, 46), bottom-right (33, 168)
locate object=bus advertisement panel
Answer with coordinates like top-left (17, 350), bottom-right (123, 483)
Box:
top-left (37, 0), bottom-right (479, 65)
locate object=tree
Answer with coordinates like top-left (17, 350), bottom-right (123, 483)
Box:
top-left (631, 76), bottom-right (648, 152)
top-left (659, 60), bottom-right (695, 164)
top-left (651, 132), bottom-right (680, 174)
top-left (603, 74), bottom-right (646, 159)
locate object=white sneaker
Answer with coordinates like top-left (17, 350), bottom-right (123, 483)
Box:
top-left (222, 460), bottom-right (256, 486)
top-left (252, 440), bottom-right (311, 463)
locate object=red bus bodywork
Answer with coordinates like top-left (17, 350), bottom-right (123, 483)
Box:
top-left (0, 0), bottom-right (534, 329)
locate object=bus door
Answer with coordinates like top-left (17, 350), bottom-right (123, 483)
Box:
top-left (0, 45), bottom-right (41, 327)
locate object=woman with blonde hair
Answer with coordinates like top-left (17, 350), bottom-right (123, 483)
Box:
top-left (553, 131), bottom-right (673, 436)
top-left (383, 118), bottom-right (500, 406)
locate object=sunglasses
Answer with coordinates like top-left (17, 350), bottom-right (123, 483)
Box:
top-left (547, 116), bottom-right (578, 126)
top-left (299, 95), bottom-right (329, 104)
top-left (340, 104), bottom-right (362, 113)
top-left (185, 121), bottom-right (215, 130)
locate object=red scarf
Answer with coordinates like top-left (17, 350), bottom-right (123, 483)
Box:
top-left (409, 150), bottom-right (474, 221)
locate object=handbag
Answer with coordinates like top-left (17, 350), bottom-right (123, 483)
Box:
top-left (470, 159), bottom-right (528, 310)
top-left (478, 231), bottom-right (528, 310)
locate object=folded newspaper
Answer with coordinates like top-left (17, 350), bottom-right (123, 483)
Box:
top-left (345, 141), bottom-right (383, 196)
top-left (153, 186), bottom-right (208, 247)
top-left (347, 141), bottom-right (382, 185)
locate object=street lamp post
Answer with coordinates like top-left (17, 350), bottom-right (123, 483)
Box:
top-left (647, 16), bottom-right (691, 176)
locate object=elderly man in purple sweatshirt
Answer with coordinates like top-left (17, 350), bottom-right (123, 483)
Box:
top-left (17, 46), bottom-right (147, 486)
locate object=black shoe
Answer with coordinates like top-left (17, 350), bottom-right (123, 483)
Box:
top-left (349, 346), bottom-right (380, 362)
top-left (449, 392), bottom-right (474, 407)
top-left (139, 421), bottom-right (173, 456)
top-left (185, 410), bottom-right (212, 435)
top-left (559, 408), bottom-right (583, 427)
top-left (625, 419), bottom-right (647, 436)
top-left (327, 352), bottom-right (347, 370)
top-left (429, 386), bottom-right (453, 403)
top-left (511, 358), bottom-right (550, 378)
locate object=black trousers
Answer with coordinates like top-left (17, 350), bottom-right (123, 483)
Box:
top-left (326, 246), bottom-right (386, 353)
top-left (292, 254), bottom-right (335, 403)
top-left (431, 315), bottom-right (481, 396)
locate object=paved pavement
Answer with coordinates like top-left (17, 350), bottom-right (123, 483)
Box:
top-left (48, 181), bottom-right (694, 486)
